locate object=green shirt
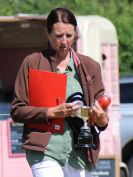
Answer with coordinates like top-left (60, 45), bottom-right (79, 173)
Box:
top-left (26, 57), bottom-right (93, 170)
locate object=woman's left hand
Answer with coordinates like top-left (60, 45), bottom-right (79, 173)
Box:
top-left (89, 101), bottom-right (109, 127)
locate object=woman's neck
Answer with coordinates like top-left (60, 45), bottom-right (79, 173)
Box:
top-left (56, 51), bottom-right (70, 62)
top-left (56, 51), bottom-right (70, 70)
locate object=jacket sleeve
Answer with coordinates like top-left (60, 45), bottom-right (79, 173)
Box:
top-left (93, 62), bottom-right (109, 129)
top-left (10, 55), bottom-right (49, 124)
top-left (93, 62), bottom-right (105, 100)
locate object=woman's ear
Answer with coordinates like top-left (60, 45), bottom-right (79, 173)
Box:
top-left (45, 27), bottom-right (50, 40)
top-left (75, 27), bottom-right (80, 40)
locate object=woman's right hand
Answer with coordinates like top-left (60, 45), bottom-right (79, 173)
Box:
top-left (46, 102), bottom-right (80, 119)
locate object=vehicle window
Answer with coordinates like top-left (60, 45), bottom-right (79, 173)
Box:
top-left (120, 78), bottom-right (133, 103)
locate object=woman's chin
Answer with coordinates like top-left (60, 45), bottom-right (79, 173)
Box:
top-left (58, 47), bottom-right (69, 53)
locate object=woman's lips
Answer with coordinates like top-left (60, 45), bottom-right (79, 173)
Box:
top-left (60, 46), bottom-right (67, 48)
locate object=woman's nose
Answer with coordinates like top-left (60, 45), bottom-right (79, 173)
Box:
top-left (61, 35), bottom-right (68, 41)
top-left (60, 37), bottom-right (67, 45)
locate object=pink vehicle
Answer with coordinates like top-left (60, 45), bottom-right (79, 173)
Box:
top-left (0, 15), bottom-right (128, 177)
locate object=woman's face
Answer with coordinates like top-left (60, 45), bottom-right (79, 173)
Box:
top-left (48, 22), bottom-right (75, 54)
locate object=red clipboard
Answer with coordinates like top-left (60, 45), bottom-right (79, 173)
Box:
top-left (28, 69), bottom-right (67, 133)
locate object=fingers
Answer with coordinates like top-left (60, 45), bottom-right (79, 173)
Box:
top-left (92, 101), bottom-right (102, 110)
top-left (90, 101), bottom-right (109, 127)
top-left (57, 102), bottom-right (80, 117)
top-left (66, 102), bottom-right (80, 110)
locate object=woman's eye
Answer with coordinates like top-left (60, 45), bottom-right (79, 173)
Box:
top-left (56, 35), bottom-right (63, 38)
top-left (55, 34), bottom-right (74, 40)
top-left (66, 34), bottom-right (73, 38)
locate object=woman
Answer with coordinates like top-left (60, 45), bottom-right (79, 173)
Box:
top-left (10, 7), bottom-right (109, 177)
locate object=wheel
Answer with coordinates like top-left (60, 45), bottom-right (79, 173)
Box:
top-left (121, 169), bottom-right (128, 177)
top-left (128, 156), bottom-right (133, 177)
top-left (120, 170), bottom-right (127, 177)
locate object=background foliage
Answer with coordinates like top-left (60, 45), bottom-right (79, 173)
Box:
top-left (0, 0), bottom-right (133, 76)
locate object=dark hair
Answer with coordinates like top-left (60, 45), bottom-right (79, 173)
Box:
top-left (46, 7), bottom-right (77, 34)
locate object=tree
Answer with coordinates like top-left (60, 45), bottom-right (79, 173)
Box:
top-left (0, 0), bottom-right (133, 76)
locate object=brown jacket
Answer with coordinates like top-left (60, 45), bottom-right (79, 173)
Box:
top-left (10, 48), bottom-right (105, 165)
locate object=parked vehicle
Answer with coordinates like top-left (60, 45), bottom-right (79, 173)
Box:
top-left (120, 76), bottom-right (133, 177)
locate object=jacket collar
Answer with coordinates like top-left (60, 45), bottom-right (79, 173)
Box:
top-left (42, 46), bottom-right (92, 106)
